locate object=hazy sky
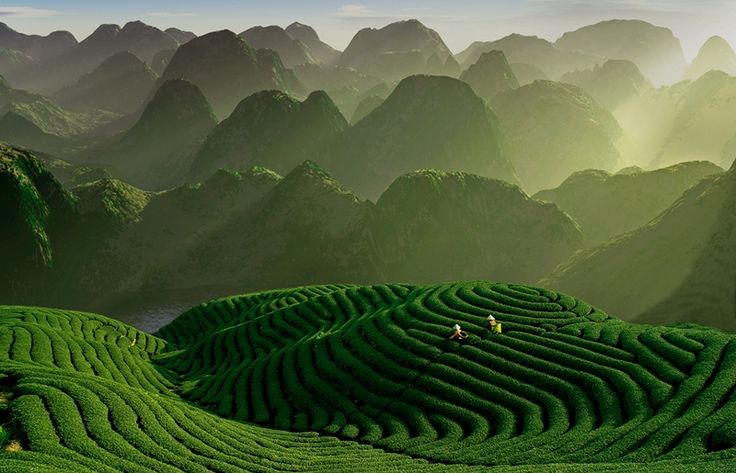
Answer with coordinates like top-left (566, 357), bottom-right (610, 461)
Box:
top-left (2, 1), bottom-right (735, 59)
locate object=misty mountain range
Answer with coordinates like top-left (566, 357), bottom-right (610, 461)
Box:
top-left (1, 16), bottom-right (735, 329)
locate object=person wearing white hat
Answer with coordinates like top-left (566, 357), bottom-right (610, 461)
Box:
top-left (449, 324), bottom-right (468, 340)
top-left (488, 314), bottom-right (502, 335)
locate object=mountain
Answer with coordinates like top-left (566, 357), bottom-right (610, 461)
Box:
top-left (338, 19), bottom-right (454, 80)
top-left (492, 80), bottom-right (623, 193)
top-left (542, 163), bottom-right (736, 329)
top-left (510, 62), bottom-right (548, 85)
top-left (0, 143), bottom-right (75, 300)
top-left (654, 71), bottom-right (736, 169)
top-left (285, 22), bottom-right (340, 65)
top-left (159, 30), bottom-right (302, 119)
top-left (7, 21), bottom-right (177, 94)
top-left (240, 25), bottom-right (314, 68)
top-left (533, 161), bottom-right (724, 246)
top-left (350, 94), bottom-right (384, 124)
top-left (369, 170), bottom-right (583, 283)
top-left (165, 27), bottom-right (196, 45)
top-left (91, 79), bottom-right (218, 190)
top-left (0, 81), bottom-right (114, 153)
top-left (685, 36), bottom-right (736, 80)
top-left (0, 22), bottom-right (77, 61)
top-left (637, 162), bottom-right (736, 328)
top-left (189, 90), bottom-right (347, 180)
top-left (323, 75), bottom-right (517, 199)
top-left (455, 34), bottom-right (600, 79)
top-left (555, 20), bottom-right (686, 85)
top-left (560, 59), bottom-right (651, 110)
top-left (291, 63), bottom-right (386, 117)
top-left (0, 48), bottom-right (36, 83)
top-left (459, 50), bottom-right (520, 103)
top-left (52, 51), bottom-right (157, 115)
top-left (150, 48), bottom-right (176, 75)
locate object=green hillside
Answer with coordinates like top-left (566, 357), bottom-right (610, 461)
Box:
top-left (190, 90), bottom-right (347, 180)
top-left (323, 74), bottom-right (518, 199)
top-left (533, 161), bottom-right (724, 246)
top-left (3, 282), bottom-right (736, 471)
top-left (542, 163), bottom-right (736, 329)
top-left (90, 78), bottom-right (218, 190)
top-left (492, 80), bottom-right (622, 193)
top-left (158, 30), bottom-right (302, 119)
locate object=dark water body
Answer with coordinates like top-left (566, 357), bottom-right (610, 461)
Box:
top-left (73, 287), bottom-right (240, 333)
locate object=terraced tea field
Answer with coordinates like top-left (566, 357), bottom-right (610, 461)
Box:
top-left (2, 281), bottom-right (736, 471)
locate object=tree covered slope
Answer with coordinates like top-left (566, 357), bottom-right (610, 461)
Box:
top-left (3, 283), bottom-right (736, 471)
top-left (533, 161), bottom-right (724, 246)
top-left (542, 163), bottom-right (736, 329)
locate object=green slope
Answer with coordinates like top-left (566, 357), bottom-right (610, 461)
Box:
top-left (541, 163), bottom-right (736, 329)
top-left (4, 282), bottom-right (736, 470)
top-left (91, 78), bottom-right (218, 190)
top-left (533, 161), bottom-right (724, 246)
top-left (158, 30), bottom-right (302, 119)
top-left (189, 90), bottom-right (347, 180)
top-left (492, 80), bottom-right (622, 193)
top-left (323, 74), bottom-right (518, 199)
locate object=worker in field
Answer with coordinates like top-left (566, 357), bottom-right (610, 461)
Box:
top-left (488, 314), bottom-right (502, 335)
top-left (449, 324), bottom-right (468, 340)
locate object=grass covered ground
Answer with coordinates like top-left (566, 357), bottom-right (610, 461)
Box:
top-left (2, 281), bottom-right (736, 471)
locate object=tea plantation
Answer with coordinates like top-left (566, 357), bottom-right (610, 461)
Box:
top-left (2, 281), bottom-right (736, 471)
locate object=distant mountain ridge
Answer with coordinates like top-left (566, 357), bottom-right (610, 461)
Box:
top-left (159, 29), bottom-right (302, 119)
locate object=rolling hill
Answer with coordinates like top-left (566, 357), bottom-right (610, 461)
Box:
top-left (3, 282), bottom-right (736, 471)
top-left (492, 80), bottom-right (622, 193)
top-left (158, 30), bottom-right (302, 119)
top-left (555, 20), bottom-right (686, 85)
top-left (323, 74), bottom-right (518, 199)
top-left (533, 161), bottom-right (724, 246)
top-left (542, 162), bottom-right (736, 329)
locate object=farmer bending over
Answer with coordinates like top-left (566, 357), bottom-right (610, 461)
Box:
top-left (488, 314), bottom-right (502, 335)
top-left (449, 324), bottom-right (468, 340)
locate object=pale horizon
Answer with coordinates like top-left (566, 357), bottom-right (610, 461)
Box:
top-left (2, 1), bottom-right (735, 61)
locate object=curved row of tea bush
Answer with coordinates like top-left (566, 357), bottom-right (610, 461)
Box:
top-left (157, 282), bottom-right (736, 467)
top-left (1, 282), bottom-right (736, 471)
